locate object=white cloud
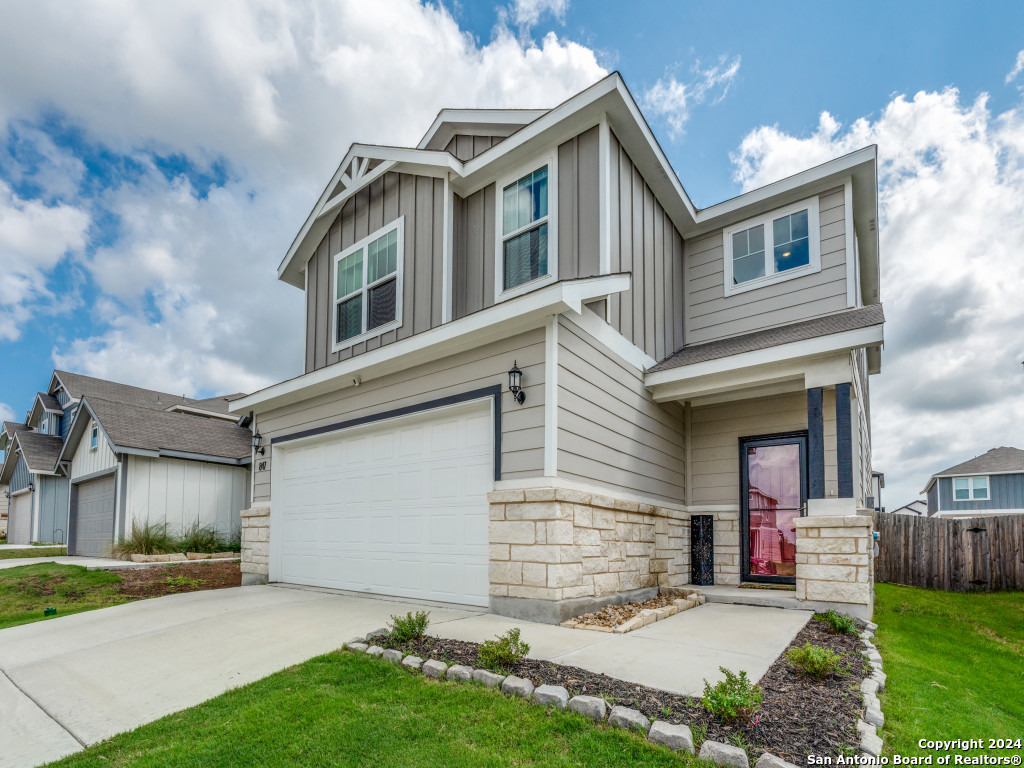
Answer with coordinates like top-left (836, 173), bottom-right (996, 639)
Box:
top-left (731, 87), bottom-right (1024, 509)
top-left (0, 402), bottom-right (14, 423)
top-left (509, 0), bottom-right (570, 28)
top-left (1006, 49), bottom-right (1024, 84)
top-left (642, 55), bottom-right (741, 139)
top-left (0, 0), bottom-right (606, 397)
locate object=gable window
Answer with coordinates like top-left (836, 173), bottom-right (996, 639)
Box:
top-left (953, 476), bottom-right (988, 501)
top-left (40, 418), bottom-right (48, 435)
top-left (90, 422), bottom-right (98, 451)
top-left (332, 218), bottom-right (403, 350)
top-left (723, 197), bottom-right (820, 297)
top-left (495, 157), bottom-right (557, 300)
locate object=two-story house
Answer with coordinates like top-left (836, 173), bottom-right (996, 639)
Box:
top-left (231, 73), bottom-right (884, 621)
top-left (923, 446), bottom-right (1024, 518)
top-left (0, 371), bottom-right (253, 554)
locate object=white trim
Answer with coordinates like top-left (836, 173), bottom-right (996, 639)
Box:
top-left (494, 151), bottom-right (558, 302)
top-left (331, 217), bottom-right (405, 354)
top-left (165, 405), bottom-right (240, 422)
top-left (441, 175), bottom-right (453, 324)
top-left (933, 508), bottom-right (1024, 519)
top-left (230, 274), bottom-right (631, 414)
top-left (844, 178), bottom-right (857, 308)
top-left (417, 108), bottom-right (548, 150)
top-left (89, 421), bottom-right (99, 452)
top-left (598, 112), bottom-right (611, 275)
top-left (722, 196), bottom-right (821, 297)
top-left (561, 303), bottom-right (654, 372)
top-left (646, 323), bottom-right (884, 389)
top-left (493, 475), bottom-right (687, 513)
top-left (952, 475), bottom-right (990, 501)
top-left (544, 315), bottom-right (558, 477)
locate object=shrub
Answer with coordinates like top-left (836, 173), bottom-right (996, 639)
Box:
top-left (388, 611), bottom-right (431, 644)
top-left (179, 523), bottom-right (228, 554)
top-left (224, 526), bottom-right (242, 553)
top-left (477, 627), bottom-right (530, 672)
top-left (701, 667), bottom-right (763, 723)
top-left (110, 521), bottom-right (180, 559)
top-left (815, 609), bottom-right (858, 635)
top-left (787, 642), bottom-right (849, 678)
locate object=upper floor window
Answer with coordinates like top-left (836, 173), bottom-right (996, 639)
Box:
top-left (953, 476), bottom-right (988, 501)
top-left (332, 218), bottom-right (404, 351)
top-left (40, 418), bottom-right (48, 435)
top-left (722, 197), bottom-right (820, 297)
top-left (495, 158), bottom-right (557, 300)
top-left (90, 421), bottom-right (99, 450)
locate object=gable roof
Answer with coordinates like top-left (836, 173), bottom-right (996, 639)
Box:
top-left (62, 396), bottom-right (251, 465)
top-left (12, 431), bottom-right (65, 474)
top-left (933, 447), bottom-right (1024, 478)
top-left (417, 108), bottom-right (549, 151)
top-left (649, 304), bottom-right (885, 373)
top-left (165, 393), bottom-right (244, 418)
top-left (53, 370), bottom-right (194, 411)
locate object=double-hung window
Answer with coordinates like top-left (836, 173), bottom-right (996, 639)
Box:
top-left (496, 159), bottom-right (555, 299)
top-left (953, 476), bottom-right (989, 501)
top-left (89, 422), bottom-right (98, 451)
top-left (723, 197), bottom-right (820, 296)
top-left (332, 218), bottom-right (403, 350)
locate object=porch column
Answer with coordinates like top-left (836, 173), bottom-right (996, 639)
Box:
top-left (835, 382), bottom-right (854, 498)
top-left (807, 387), bottom-right (825, 500)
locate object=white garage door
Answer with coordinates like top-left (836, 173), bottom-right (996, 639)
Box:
top-left (273, 401), bottom-right (493, 607)
top-left (9, 492), bottom-right (31, 545)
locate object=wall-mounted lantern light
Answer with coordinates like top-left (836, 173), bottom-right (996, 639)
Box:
top-left (4, 490), bottom-right (9, 499)
top-left (27, 481), bottom-right (35, 492)
top-left (508, 361), bottom-right (525, 405)
top-left (252, 432), bottom-right (265, 456)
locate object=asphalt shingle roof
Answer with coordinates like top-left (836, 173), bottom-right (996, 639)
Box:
top-left (16, 431), bottom-right (66, 473)
top-left (173, 394), bottom-right (246, 415)
top-left (85, 396), bottom-right (251, 461)
top-left (36, 392), bottom-right (63, 412)
top-left (649, 304), bottom-right (885, 373)
top-left (933, 447), bottom-right (1024, 478)
top-left (2, 422), bottom-right (28, 437)
top-left (56, 371), bottom-right (233, 413)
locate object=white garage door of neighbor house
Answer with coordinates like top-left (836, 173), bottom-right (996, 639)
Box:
top-left (9, 492), bottom-right (32, 545)
top-left (274, 401), bottom-right (493, 607)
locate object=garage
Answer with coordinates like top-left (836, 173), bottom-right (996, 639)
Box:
top-left (8, 492), bottom-right (32, 545)
top-left (71, 475), bottom-right (116, 557)
top-left (273, 401), bottom-right (493, 606)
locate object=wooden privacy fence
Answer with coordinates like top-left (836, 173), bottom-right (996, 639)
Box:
top-left (873, 512), bottom-right (1024, 591)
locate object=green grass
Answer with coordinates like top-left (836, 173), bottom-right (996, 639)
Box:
top-left (48, 652), bottom-right (692, 768)
top-left (0, 563), bottom-right (128, 630)
top-left (0, 546), bottom-right (67, 560)
top-left (874, 584), bottom-right (1024, 756)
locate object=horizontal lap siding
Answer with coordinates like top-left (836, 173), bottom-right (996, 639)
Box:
top-left (938, 474), bottom-right (1024, 512)
top-left (685, 187), bottom-right (849, 345)
top-left (607, 131), bottom-right (685, 361)
top-left (556, 319), bottom-right (685, 503)
top-left (690, 391), bottom-right (838, 506)
top-left (453, 184), bottom-right (495, 320)
top-left (305, 172), bottom-right (446, 372)
top-left (254, 329), bottom-right (547, 502)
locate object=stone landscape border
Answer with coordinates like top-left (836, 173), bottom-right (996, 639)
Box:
top-left (856, 620), bottom-right (886, 759)
top-left (129, 552), bottom-right (240, 563)
top-left (342, 630), bottom-right (804, 768)
top-left (559, 590), bottom-right (706, 633)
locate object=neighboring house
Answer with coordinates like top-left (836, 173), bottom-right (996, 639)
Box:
top-left (869, 471), bottom-right (884, 512)
top-left (923, 446), bottom-right (1024, 519)
top-left (0, 482), bottom-right (8, 538)
top-left (0, 371), bottom-right (253, 554)
top-left (890, 500), bottom-right (926, 517)
top-left (231, 72), bottom-right (885, 621)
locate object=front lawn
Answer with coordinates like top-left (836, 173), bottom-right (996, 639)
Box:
top-left (0, 563), bottom-right (128, 630)
top-left (0, 546), bottom-right (67, 559)
top-left (874, 583), bottom-right (1024, 756)
top-left (48, 652), bottom-right (690, 768)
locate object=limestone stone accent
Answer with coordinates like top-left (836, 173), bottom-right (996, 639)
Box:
top-left (567, 695), bottom-right (607, 721)
top-left (240, 504), bottom-right (270, 583)
top-left (608, 706), bottom-right (651, 733)
top-left (864, 706), bottom-right (884, 728)
top-left (446, 664), bottom-right (474, 682)
top-left (472, 669), bottom-right (506, 688)
top-left (382, 649), bottom-right (403, 664)
top-left (401, 655), bottom-right (423, 671)
top-left (647, 721), bottom-right (694, 753)
top-left (755, 753), bottom-right (800, 768)
top-left (795, 514), bottom-right (874, 619)
top-left (488, 488), bottom-right (688, 604)
top-left (698, 740), bottom-right (750, 768)
top-left (422, 660), bottom-right (448, 679)
top-left (532, 684), bottom-right (569, 709)
top-left (500, 676), bottom-right (535, 699)
top-left (367, 646), bottom-right (384, 657)
top-left (365, 627), bottom-right (390, 641)
top-left (347, 642), bottom-right (368, 653)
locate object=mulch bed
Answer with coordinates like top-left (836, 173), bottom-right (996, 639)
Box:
top-left (112, 561), bottom-right (241, 598)
top-left (379, 616), bottom-right (865, 761)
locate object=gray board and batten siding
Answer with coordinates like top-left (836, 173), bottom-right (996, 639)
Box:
top-left (445, 134), bottom-right (506, 162)
top-left (685, 187), bottom-right (850, 345)
top-left (37, 475), bottom-right (69, 543)
top-left (935, 474), bottom-right (1024, 514)
top-left (10, 453), bottom-right (32, 494)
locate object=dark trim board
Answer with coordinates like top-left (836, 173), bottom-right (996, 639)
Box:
top-left (835, 382), bottom-right (853, 498)
top-left (807, 387), bottom-right (825, 499)
top-left (272, 385), bottom-right (504, 481)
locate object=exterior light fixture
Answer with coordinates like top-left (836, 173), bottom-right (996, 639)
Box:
top-left (252, 432), bottom-right (265, 456)
top-left (508, 361), bottom-right (525, 405)
top-left (27, 481), bottom-right (35, 492)
top-left (3, 490), bottom-right (9, 499)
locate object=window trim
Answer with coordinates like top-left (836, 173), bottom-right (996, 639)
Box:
top-left (952, 475), bottom-right (989, 502)
top-left (493, 152), bottom-right (558, 303)
top-left (40, 418), bottom-right (48, 435)
top-left (89, 421), bottom-right (99, 452)
top-left (331, 217), bottom-right (405, 354)
top-left (722, 196), bottom-right (821, 297)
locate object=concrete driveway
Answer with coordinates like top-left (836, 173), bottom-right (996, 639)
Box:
top-left (0, 585), bottom-right (809, 768)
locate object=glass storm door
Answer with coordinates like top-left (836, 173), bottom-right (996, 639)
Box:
top-left (740, 434), bottom-right (807, 584)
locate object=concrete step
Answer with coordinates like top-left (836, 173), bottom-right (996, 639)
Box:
top-left (698, 584), bottom-right (806, 611)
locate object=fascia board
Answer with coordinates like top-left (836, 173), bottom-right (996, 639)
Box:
top-left (417, 109), bottom-right (549, 149)
top-left (646, 324), bottom-right (885, 389)
top-left (113, 446), bottom-right (250, 466)
top-left (231, 273), bottom-right (630, 414)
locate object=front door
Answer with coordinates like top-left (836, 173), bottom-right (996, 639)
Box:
top-left (740, 433), bottom-right (807, 584)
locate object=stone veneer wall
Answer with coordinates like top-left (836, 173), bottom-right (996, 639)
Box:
top-left (240, 504), bottom-right (271, 586)
top-left (794, 514), bottom-right (874, 620)
top-left (488, 488), bottom-right (689, 623)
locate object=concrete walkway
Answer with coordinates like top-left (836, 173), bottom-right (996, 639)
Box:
top-left (0, 585), bottom-right (810, 768)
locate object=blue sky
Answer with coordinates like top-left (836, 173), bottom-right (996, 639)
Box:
top-left (1, 0), bottom-right (1023, 508)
